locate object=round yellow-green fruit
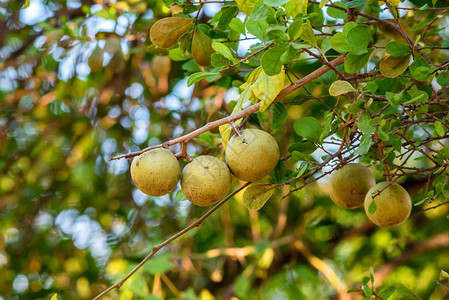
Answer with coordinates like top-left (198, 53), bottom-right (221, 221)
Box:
top-left (181, 155), bottom-right (232, 207)
top-left (328, 163), bottom-right (376, 209)
top-left (225, 129), bottom-right (279, 182)
top-left (364, 181), bottom-right (412, 227)
top-left (130, 148), bottom-right (180, 196)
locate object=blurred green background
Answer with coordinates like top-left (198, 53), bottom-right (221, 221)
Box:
top-left (1, 0), bottom-right (449, 299)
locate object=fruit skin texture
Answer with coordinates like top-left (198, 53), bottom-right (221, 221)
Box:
top-left (181, 156), bottom-right (232, 207)
top-left (131, 148), bottom-right (180, 197)
top-left (328, 163), bottom-right (376, 209)
top-left (225, 129), bottom-right (279, 182)
top-left (364, 181), bottom-right (412, 227)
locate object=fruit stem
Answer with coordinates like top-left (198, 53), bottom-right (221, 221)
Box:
top-left (175, 142), bottom-right (193, 162)
top-left (230, 121), bottom-right (247, 143)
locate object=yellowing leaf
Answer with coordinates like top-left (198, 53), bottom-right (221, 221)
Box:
top-left (88, 46), bottom-right (103, 73)
top-left (192, 28), bottom-right (214, 66)
top-left (150, 17), bottom-right (193, 49)
top-left (22, 0), bottom-right (30, 9)
top-left (235, 0), bottom-right (257, 15)
top-left (329, 80), bottom-right (356, 96)
top-left (319, 0), bottom-right (331, 8)
top-left (219, 87), bottom-right (252, 148)
top-left (51, 294), bottom-right (58, 300)
top-left (299, 21), bottom-right (317, 47)
top-left (379, 0), bottom-right (400, 6)
top-left (284, 0), bottom-right (308, 17)
top-left (380, 54), bottom-right (411, 78)
top-left (440, 270), bottom-right (449, 281)
top-left (243, 183), bottom-right (276, 210)
top-left (252, 68), bottom-right (285, 112)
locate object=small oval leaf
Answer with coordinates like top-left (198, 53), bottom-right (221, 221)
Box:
top-left (329, 80), bottom-right (356, 96)
top-left (379, 54), bottom-right (411, 78)
top-left (192, 27), bottom-right (215, 66)
top-left (242, 183), bottom-right (276, 210)
top-left (150, 17), bottom-right (194, 49)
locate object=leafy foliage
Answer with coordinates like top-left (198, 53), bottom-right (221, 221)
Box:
top-left (1, 0), bottom-right (449, 299)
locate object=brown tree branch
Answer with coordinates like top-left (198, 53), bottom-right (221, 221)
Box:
top-left (110, 54), bottom-right (347, 161)
top-left (93, 182), bottom-right (251, 300)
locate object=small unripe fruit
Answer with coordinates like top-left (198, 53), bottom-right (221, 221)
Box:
top-left (328, 163), bottom-right (376, 209)
top-left (181, 156), bottom-right (232, 207)
top-left (131, 148), bottom-right (180, 196)
top-left (364, 181), bottom-right (412, 227)
top-left (225, 129), bottom-right (279, 182)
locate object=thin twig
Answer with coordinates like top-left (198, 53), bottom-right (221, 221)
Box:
top-left (93, 182), bottom-right (251, 300)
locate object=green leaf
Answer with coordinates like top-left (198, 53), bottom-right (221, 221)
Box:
top-left (321, 36), bottom-right (332, 53)
top-left (273, 160), bottom-right (286, 183)
top-left (246, 19), bottom-right (268, 40)
top-left (396, 284), bottom-right (416, 298)
top-left (385, 41), bottom-right (411, 57)
top-left (329, 80), bottom-right (356, 96)
top-left (386, 91), bottom-right (403, 106)
top-left (271, 102), bottom-right (288, 130)
top-left (378, 287), bottom-right (396, 299)
top-left (377, 128), bottom-right (389, 141)
top-left (346, 25), bottom-right (373, 55)
top-left (212, 42), bottom-right (238, 63)
top-left (211, 53), bottom-right (230, 68)
top-left (296, 161), bottom-right (309, 178)
top-left (229, 18), bottom-right (246, 35)
top-left (288, 141), bottom-right (317, 154)
top-left (410, 54), bottom-right (430, 81)
top-left (294, 117), bottom-right (322, 143)
top-left (243, 183), bottom-right (276, 210)
top-left (218, 7), bottom-right (237, 30)
top-left (437, 70), bottom-right (449, 86)
top-left (344, 50), bottom-right (372, 74)
top-left (343, 21), bottom-right (358, 33)
top-left (368, 199), bottom-right (377, 214)
top-left (413, 198), bottom-right (427, 206)
top-left (288, 19), bottom-right (303, 40)
top-left (236, 0), bottom-right (257, 15)
top-left (299, 22), bottom-right (317, 47)
top-left (175, 189), bottom-right (186, 201)
top-left (187, 72), bottom-right (219, 87)
top-left (150, 17), bottom-right (194, 49)
top-left (354, 133), bottom-right (372, 155)
top-left (358, 113), bottom-right (374, 135)
top-left (435, 121), bottom-right (446, 137)
top-left (327, 2), bottom-right (347, 19)
top-left (379, 55), bottom-right (411, 78)
top-left (411, 66), bottom-right (430, 81)
top-left (192, 27), bottom-right (214, 66)
top-left (266, 25), bottom-right (288, 42)
top-left (261, 45), bottom-right (286, 76)
top-left (330, 32), bottom-right (349, 53)
top-left (252, 68), bottom-right (285, 112)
